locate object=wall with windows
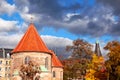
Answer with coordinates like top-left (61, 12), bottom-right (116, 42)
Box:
top-left (0, 58), bottom-right (11, 79)
top-left (52, 67), bottom-right (63, 80)
top-left (11, 52), bottom-right (52, 80)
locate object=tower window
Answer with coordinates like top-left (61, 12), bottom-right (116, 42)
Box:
top-left (25, 56), bottom-right (30, 64)
top-left (5, 67), bottom-right (7, 71)
top-left (45, 57), bottom-right (48, 69)
top-left (53, 71), bottom-right (56, 77)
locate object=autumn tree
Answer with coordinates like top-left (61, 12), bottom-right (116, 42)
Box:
top-left (104, 41), bottom-right (120, 80)
top-left (19, 61), bottom-right (41, 80)
top-left (66, 39), bottom-right (93, 59)
top-left (63, 39), bottom-right (93, 79)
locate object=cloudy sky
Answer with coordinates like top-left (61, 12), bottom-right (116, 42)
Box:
top-left (0, 0), bottom-right (120, 58)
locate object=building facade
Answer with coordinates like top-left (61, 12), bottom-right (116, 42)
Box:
top-left (0, 48), bottom-right (12, 80)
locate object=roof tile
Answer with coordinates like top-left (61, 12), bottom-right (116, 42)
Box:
top-left (50, 50), bottom-right (63, 67)
top-left (12, 23), bottom-right (50, 53)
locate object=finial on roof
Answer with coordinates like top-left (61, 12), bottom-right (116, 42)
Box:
top-left (96, 40), bottom-right (99, 44)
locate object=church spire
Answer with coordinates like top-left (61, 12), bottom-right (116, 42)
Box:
top-left (94, 41), bottom-right (102, 57)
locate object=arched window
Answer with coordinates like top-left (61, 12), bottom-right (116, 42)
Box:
top-left (53, 71), bottom-right (56, 77)
top-left (45, 57), bottom-right (48, 69)
top-left (25, 56), bottom-right (30, 64)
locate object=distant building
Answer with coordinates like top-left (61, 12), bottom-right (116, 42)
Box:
top-left (0, 48), bottom-right (12, 80)
top-left (94, 41), bottom-right (102, 57)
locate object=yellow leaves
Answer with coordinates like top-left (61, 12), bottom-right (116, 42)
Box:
top-left (104, 40), bottom-right (120, 79)
top-left (89, 69), bottom-right (96, 74)
top-left (85, 69), bottom-right (97, 80)
top-left (115, 66), bottom-right (120, 75)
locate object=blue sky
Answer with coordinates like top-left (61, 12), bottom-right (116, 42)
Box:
top-left (0, 0), bottom-right (120, 58)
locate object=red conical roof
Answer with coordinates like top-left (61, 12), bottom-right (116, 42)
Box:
top-left (12, 23), bottom-right (50, 54)
top-left (50, 50), bottom-right (63, 67)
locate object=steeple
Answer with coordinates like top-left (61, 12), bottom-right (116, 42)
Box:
top-left (95, 41), bottom-right (102, 57)
top-left (12, 23), bottom-right (51, 54)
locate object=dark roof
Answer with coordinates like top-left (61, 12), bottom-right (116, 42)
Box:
top-left (0, 48), bottom-right (12, 58)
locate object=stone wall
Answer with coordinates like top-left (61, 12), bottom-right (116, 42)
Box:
top-left (11, 52), bottom-right (52, 80)
top-left (52, 67), bottom-right (63, 80)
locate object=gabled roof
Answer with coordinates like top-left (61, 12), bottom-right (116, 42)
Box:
top-left (12, 23), bottom-right (50, 54)
top-left (50, 50), bottom-right (63, 68)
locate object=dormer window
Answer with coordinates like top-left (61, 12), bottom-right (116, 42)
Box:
top-left (25, 56), bottom-right (30, 64)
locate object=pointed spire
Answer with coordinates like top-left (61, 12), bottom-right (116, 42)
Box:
top-left (12, 23), bottom-right (51, 54)
top-left (95, 41), bottom-right (102, 57)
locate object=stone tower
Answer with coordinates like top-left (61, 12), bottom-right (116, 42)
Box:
top-left (10, 23), bottom-right (63, 80)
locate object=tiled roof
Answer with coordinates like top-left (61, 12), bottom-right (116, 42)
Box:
top-left (50, 50), bottom-right (63, 67)
top-left (12, 23), bottom-right (50, 54)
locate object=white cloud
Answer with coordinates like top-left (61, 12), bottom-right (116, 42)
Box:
top-left (0, 33), bottom-right (23, 48)
top-left (41, 35), bottom-right (73, 48)
top-left (64, 13), bottom-right (80, 21)
top-left (0, 18), bottom-right (19, 32)
top-left (0, 33), bottom-right (73, 51)
top-left (0, 0), bottom-right (16, 15)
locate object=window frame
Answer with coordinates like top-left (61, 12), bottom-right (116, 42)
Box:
top-left (53, 71), bottom-right (56, 77)
top-left (25, 56), bottom-right (30, 64)
top-left (45, 57), bottom-right (48, 69)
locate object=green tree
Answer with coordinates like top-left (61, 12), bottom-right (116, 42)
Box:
top-left (104, 41), bottom-right (120, 80)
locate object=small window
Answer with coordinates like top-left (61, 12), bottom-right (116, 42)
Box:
top-left (25, 56), bottom-right (30, 64)
top-left (5, 74), bottom-right (7, 77)
top-left (0, 67), bottom-right (1, 71)
top-left (0, 73), bottom-right (1, 77)
top-left (9, 67), bottom-right (10, 71)
top-left (6, 61), bottom-right (8, 65)
top-left (45, 57), bottom-right (48, 69)
top-left (53, 71), bottom-right (56, 77)
top-left (5, 67), bottom-right (7, 71)
top-left (0, 61), bottom-right (2, 64)
top-left (7, 53), bottom-right (10, 58)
